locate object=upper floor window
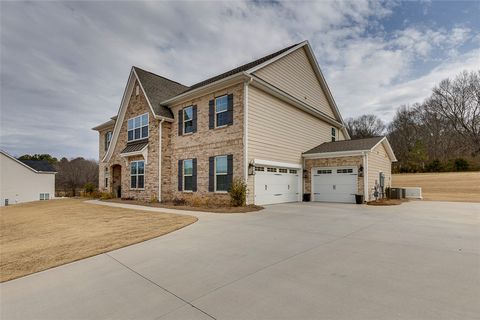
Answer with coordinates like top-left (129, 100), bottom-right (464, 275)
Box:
top-left (104, 131), bottom-right (112, 151)
top-left (183, 106), bottom-right (194, 134)
top-left (331, 127), bottom-right (336, 142)
top-left (215, 95), bottom-right (229, 127)
top-left (128, 113), bottom-right (148, 142)
top-left (130, 160), bottom-right (145, 189)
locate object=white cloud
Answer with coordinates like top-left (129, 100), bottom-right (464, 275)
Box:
top-left (0, 1), bottom-right (478, 158)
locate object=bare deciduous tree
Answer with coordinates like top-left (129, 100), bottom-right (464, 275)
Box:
top-left (426, 70), bottom-right (480, 154)
top-left (346, 114), bottom-right (386, 139)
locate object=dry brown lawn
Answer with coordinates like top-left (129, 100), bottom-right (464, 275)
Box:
top-left (393, 171), bottom-right (480, 202)
top-left (0, 199), bottom-right (197, 282)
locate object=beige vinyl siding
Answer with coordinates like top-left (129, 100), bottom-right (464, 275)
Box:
top-left (254, 47), bottom-right (336, 118)
top-left (367, 142), bottom-right (392, 200)
top-left (247, 86), bottom-right (339, 203)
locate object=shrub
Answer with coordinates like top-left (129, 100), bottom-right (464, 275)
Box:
top-left (84, 182), bottom-right (96, 195)
top-left (229, 178), bottom-right (247, 207)
top-left (99, 192), bottom-right (113, 200)
top-left (150, 194), bottom-right (158, 203)
top-left (172, 197), bottom-right (187, 206)
top-left (453, 158), bottom-right (469, 171)
top-left (425, 159), bottom-right (444, 172)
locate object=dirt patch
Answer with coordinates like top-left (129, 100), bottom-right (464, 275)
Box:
top-left (367, 199), bottom-right (405, 206)
top-left (0, 199), bottom-right (197, 282)
top-left (393, 171), bottom-right (480, 202)
top-left (103, 198), bottom-right (264, 213)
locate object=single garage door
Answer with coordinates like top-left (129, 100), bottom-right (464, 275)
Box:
top-left (254, 166), bottom-right (301, 205)
top-left (312, 166), bottom-right (357, 203)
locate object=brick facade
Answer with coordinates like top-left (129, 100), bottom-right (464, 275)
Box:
top-left (101, 79), bottom-right (161, 201)
top-left (304, 156), bottom-right (364, 196)
top-left (163, 83), bottom-right (245, 205)
top-left (98, 80), bottom-right (245, 205)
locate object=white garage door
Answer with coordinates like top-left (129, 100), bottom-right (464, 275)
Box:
top-left (254, 166), bottom-right (301, 205)
top-left (312, 166), bottom-right (357, 203)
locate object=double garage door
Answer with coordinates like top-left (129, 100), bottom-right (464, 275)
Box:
top-left (254, 166), bottom-right (301, 205)
top-left (312, 166), bottom-right (358, 203)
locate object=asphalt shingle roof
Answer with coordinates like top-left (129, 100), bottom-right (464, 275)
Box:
top-left (19, 160), bottom-right (56, 172)
top-left (133, 67), bottom-right (189, 118)
top-left (120, 139), bottom-right (149, 154)
top-left (303, 137), bottom-right (384, 154)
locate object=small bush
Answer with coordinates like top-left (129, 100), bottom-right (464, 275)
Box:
top-left (100, 192), bottom-right (113, 200)
top-left (453, 158), bottom-right (469, 171)
top-left (425, 159), bottom-right (444, 172)
top-left (172, 197), bottom-right (187, 206)
top-left (229, 178), bottom-right (247, 207)
top-left (84, 182), bottom-right (96, 195)
top-left (150, 194), bottom-right (158, 203)
top-left (189, 195), bottom-right (206, 207)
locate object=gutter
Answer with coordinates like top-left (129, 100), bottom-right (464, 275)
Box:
top-left (161, 72), bottom-right (251, 106)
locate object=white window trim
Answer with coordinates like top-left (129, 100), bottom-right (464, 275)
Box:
top-left (183, 159), bottom-right (193, 192)
top-left (127, 113), bottom-right (149, 142)
top-left (215, 95), bottom-right (228, 128)
top-left (331, 127), bottom-right (336, 142)
top-left (183, 106), bottom-right (194, 135)
top-left (130, 160), bottom-right (145, 190)
top-left (214, 155), bottom-right (228, 193)
top-left (105, 131), bottom-right (112, 151)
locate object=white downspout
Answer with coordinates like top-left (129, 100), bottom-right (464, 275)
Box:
top-left (243, 77), bottom-right (253, 203)
top-left (158, 119), bottom-right (164, 202)
top-left (363, 151), bottom-right (369, 202)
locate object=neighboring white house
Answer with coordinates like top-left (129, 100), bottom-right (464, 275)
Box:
top-left (0, 150), bottom-right (56, 206)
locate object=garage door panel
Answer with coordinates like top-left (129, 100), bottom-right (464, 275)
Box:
top-left (254, 170), bottom-right (300, 205)
top-left (312, 167), bottom-right (357, 204)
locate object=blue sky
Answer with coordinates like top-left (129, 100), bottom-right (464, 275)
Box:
top-left (1, 0), bottom-right (479, 159)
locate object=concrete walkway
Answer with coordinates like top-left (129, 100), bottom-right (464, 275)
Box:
top-left (1, 201), bottom-right (479, 319)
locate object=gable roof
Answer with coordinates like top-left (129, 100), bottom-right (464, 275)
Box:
top-left (185, 43), bottom-right (301, 92)
top-left (0, 150), bottom-right (57, 174)
top-left (19, 159), bottom-right (57, 173)
top-left (133, 67), bottom-right (189, 118)
top-left (303, 136), bottom-right (397, 161)
top-left (304, 137), bottom-right (384, 154)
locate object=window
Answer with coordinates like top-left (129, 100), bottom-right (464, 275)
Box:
top-left (128, 113), bottom-right (148, 142)
top-left (105, 131), bottom-right (112, 151)
top-left (183, 106), bottom-right (194, 134)
top-left (105, 167), bottom-right (109, 188)
top-left (255, 166), bottom-right (264, 172)
top-left (279, 168), bottom-right (288, 173)
top-left (289, 169), bottom-right (297, 174)
top-left (135, 85), bottom-right (140, 96)
top-left (267, 167), bottom-right (277, 173)
top-left (215, 95), bottom-right (229, 127)
top-left (215, 155), bottom-right (228, 192)
top-left (337, 168), bottom-right (353, 174)
top-left (130, 160), bottom-right (145, 189)
top-left (183, 159), bottom-right (193, 191)
top-left (331, 127), bottom-right (336, 142)
top-left (317, 169), bottom-right (332, 174)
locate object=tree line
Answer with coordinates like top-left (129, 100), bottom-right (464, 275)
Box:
top-left (18, 154), bottom-right (98, 196)
top-left (346, 70), bottom-right (479, 173)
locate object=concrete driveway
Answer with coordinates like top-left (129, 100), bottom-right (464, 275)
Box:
top-left (1, 201), bottom-right (479, 320)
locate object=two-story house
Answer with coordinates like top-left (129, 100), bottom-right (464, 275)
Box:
top-left (93, 41), bottom-right (396, 205)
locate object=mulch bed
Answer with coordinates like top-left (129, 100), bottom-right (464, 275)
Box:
top-left (103, 198), bottom-right (264, 213)
top-left (366, 198), bottom-right (407, 206)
